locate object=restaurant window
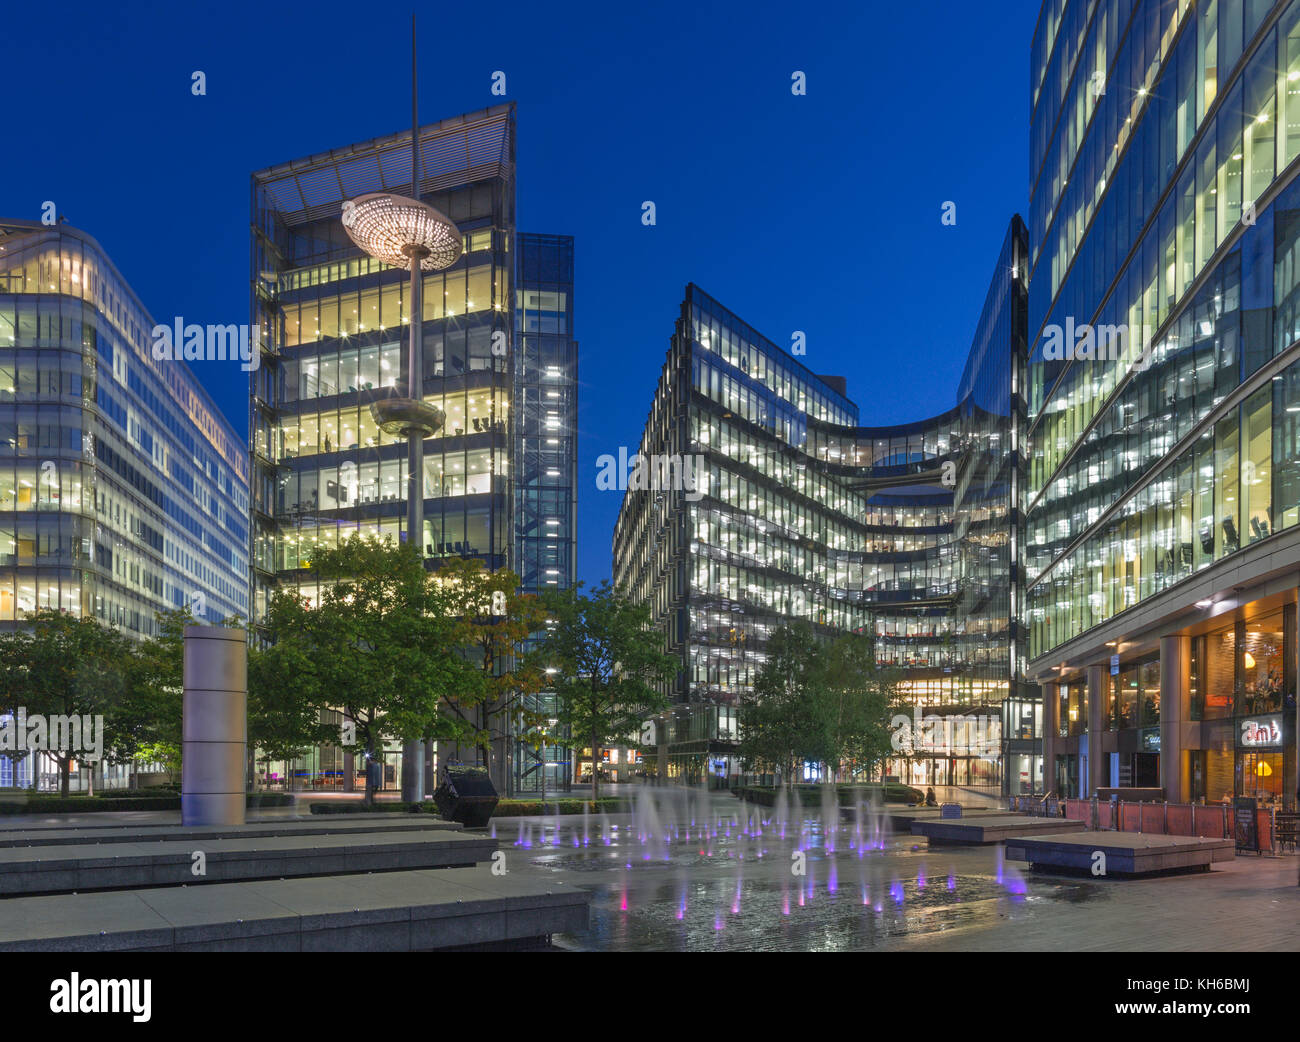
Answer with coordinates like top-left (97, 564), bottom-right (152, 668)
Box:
top-left (1237, 749), bottom-right (1283, 802)
top-left (1138, 658), bottom-right (1160, 728)
top-left (1239, 609), bottom-right (1284, 715)
top-left (1115, 669), bottom-right (1138, 729)
top-left (1204, 621), bottom-right (1236, 718)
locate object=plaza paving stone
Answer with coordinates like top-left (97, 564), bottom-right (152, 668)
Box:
top-left (518, 791), bottom-right (1300, 952)
top-left (891, 854), bottom-right (1299, 952)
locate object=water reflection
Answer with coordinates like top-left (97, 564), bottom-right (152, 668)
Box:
top-left (500, 786), bottom-right (1044, 952)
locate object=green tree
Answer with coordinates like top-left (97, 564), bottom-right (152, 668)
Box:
top-left (260, 537), bottom-right (482, 804)
top-left (821, 631), bottom-right (901, 780)
top-left (0, 609), bottom-right (132, 796)
top-left (247, 634), bottom-right (338, 789)
top-left (434, 558), bottom-right (549, 792)
top-left (538, 581), bottom-right (675, 800)
top-left (110, 608), bottom-right (192, 786)
top-left (738, 621), bottom-right (829, 782)
top-left (0, 627), bottom-right (34, 787)
top-left (740, 624), bottom-right (901, 783)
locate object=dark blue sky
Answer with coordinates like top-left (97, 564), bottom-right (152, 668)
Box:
top-left (4, 0), bottom-right (1040, 586)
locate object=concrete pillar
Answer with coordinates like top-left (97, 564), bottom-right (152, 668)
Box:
top-left (1086, 665), bottom-right (1106, 798)
top-left (1160, 634), bottom-right (1188, 803)
top-left (401, 739), bottom-right (424, 803)
top-left (182, 626), bottom-right (246, 826)
top-left (1041, 682), bottom-right (1057, 795)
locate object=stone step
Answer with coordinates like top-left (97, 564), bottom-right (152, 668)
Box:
top-left (0, 867), bottom-right (589, 951)
top-left (1005, 831), bottom-right (1237, 876)
top-left (0, 815), bottom-right (460, 849)
top-left (911, 815), bottom-right (1088, 844)
top-left (0, 829), bottom-right (494, 895)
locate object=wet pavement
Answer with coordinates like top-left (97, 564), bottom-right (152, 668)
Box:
top-left (491, 789), bottom-right (1300, 952)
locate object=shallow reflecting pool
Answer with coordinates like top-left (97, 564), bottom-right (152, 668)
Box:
top-left (492, 787), bottom-right (1095, 952)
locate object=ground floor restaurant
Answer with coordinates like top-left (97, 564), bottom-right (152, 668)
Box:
top-left (881, 754), bottom-right (1001, 789)
top-left (1043, 594), bottom-right (1297, 812)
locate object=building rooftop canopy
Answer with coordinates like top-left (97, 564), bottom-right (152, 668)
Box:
top-left (252, 104), bottom-right (514, 228)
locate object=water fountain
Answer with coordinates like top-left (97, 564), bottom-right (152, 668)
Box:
top-left (499, 783), bottom-right (1026, 951)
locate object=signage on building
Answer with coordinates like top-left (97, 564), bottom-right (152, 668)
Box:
top-left (1238, 715), bottom-right (1282, 748)
top-left (1110, 654), bottom-right (1119, 676)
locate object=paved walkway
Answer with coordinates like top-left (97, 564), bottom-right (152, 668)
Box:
top-left (894, 852), bottom-right (1299, 952)
top-left (512, 790), bottom-right (1300, 952)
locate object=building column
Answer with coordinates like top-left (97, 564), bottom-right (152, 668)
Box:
top-left (1041, 682), bottom-right (1057, 795)
top-left (1086, 665), bottom-right (1106, 798)
top-left (1160, 634), bottom-right (1188, 803)
top-left (343, 750), bottom-right (355, 793)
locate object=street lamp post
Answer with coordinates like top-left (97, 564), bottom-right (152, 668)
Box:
top-left (341, 19), bottom-right (461, 802)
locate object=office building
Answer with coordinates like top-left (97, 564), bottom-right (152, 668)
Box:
top-left (0, 218), bottom-right (250, 788)
top-left (1026, 0), bottom-right (1300, 806)
top-left (249, 105), bottom-right (578, 793)
top-left (613, 230), bottom-right (1028, 790)
top-left (513, 233), bottom-right (578, 792)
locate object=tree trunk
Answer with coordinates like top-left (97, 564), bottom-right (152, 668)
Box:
top-left (60, 757), bottom-right (70, 798)
top-left (591, 724), bottom-right (600, 802)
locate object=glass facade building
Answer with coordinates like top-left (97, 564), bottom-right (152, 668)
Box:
top-left (1026, 0), bottom-right (1300, 807)
top-left (515, 234), bottom-right (577, 598)
top-left (0, 219), bottom-right (250, 788)
top-left (250, 106), bottom-right (518, 619)
top-left (613, 237), bottom-right (1028, 790)
top-left (249, 106), bottom-right (578, 794)
top-left (513, 233), bottom-right (578, 792)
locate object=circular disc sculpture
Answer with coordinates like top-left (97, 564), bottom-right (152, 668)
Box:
top-left (342, 192), bottom-right (463, 271)
top-left (342, 192), bottom-right (459, 439)
top-left (342, 187), bottom-right (461, 804)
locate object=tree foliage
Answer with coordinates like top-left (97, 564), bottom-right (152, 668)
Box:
top-left (738, 622), bottom-right (899, 782)
top-left (537, 581), bottom-right (676, 799)
top-left (432, 558), bottom-right (549, 789)
top-left (0, 609), bottom-right (133, 795)
top-left (257, 537), bottom-right (483, 802)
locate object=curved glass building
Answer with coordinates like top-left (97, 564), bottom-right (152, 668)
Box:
top-left (1026, 0), bottom-right (1300, 806)
top-left (0, 220), bottom-right (248, 633)
top-left (0, 220), bottom-right (250, 789)
top-left (613, 219), bottom-right (1029, 791)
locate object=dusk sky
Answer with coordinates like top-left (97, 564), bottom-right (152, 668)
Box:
top-left (4, 0), bottom-right (1040, 586)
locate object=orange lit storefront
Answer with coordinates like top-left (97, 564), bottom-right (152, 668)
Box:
top-left (1041, 593), bottom-right (1297, 812)
top-left (575, 746), bottom-right (642, 785)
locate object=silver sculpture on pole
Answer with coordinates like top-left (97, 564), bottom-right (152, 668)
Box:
top-left (341, 17), bottom-right (461, 802)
